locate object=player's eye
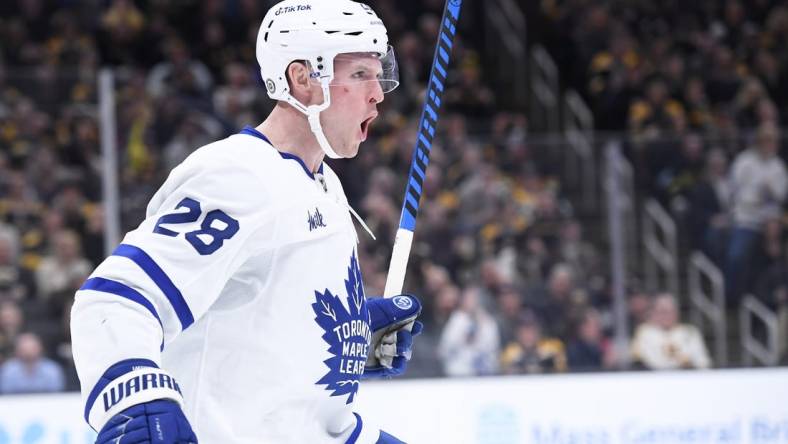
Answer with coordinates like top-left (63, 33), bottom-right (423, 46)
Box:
top-left (352, 70), bottom-right (368, 79)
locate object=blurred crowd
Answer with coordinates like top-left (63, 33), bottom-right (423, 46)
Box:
top-left (534, 0), bottom-right (788, 131)
top-left (533, 0), bottom-right (788, 356)
top-left (1, 0), bottom-right (773, 395)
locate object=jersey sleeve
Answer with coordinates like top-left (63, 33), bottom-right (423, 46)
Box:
top-left (70, 148), bottom-right (277, 421)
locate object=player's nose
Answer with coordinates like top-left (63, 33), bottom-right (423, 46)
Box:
top-left (369, 80), bottom-right (384, 104)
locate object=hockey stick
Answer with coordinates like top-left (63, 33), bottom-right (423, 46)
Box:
top-left (368, 0), bottom-right (463, 369)
top-left (384, 0), bottom-right (463, 298)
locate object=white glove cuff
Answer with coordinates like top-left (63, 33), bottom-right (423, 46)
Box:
top-left (88, 367), bottom-right (184, 431)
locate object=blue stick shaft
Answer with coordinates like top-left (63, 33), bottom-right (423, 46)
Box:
top-left (382, 0), bottom-right (463, 300)
top-left (397, 0), bottom-right (463, 233)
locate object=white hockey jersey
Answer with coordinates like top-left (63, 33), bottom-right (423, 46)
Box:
top-left (71, 127), bottom-right (382, 443)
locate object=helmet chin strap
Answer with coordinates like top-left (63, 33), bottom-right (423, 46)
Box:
top-left (285, 78), bottom-right (344, 160)
top-left (308, 111), bottom-right (342, 159)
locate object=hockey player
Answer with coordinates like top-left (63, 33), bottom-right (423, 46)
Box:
top-left (71, 1), bottom-right (423, 442)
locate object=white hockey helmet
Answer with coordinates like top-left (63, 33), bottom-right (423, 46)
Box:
top-left (256, 0), bottom-right (399, 159)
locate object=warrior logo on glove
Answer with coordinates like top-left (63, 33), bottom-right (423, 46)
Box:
top-left (311, 252), bottom-right (371, 404)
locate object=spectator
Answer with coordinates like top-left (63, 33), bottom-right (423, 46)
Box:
top-left (213, 62), bottom-right (260, 129)
top-left (631, 293), bottom-right (712, 370)
top-left (755, 237), bottom-right (788, 308)
top-left (58, 117), bottom-right (101, 192)
top-left (628, 76), bottom-right (685, 142)
top-left (652, 132), bottom-right (705, 207)
top-left (438, 286), bottom-right (500, 376)
top-left (162, 112), bottom-right (222, 170)
top-left (526, 263), bottom-right (587, 340)
top-left (26, 147), bottom-right (63, 206)
top-left (0, 170), bottom-right (42, 229)
top-left (407, 282), bottom-right (460, 379)
top-left (34, 229), bottom-right (92, 301)
top-left (751, 218), bottom-right (784, 281)
top-left (517, 234), bottom-right (552, 284)
top-left (426, 283), bottom-right (460, 333)
top-left (753, 238), bottom-right (788, 360)
top-left (98, 0), bottom-right (146, 65)
top-left (733, 77), bottom-right (770, 130)
top-left (500, 310), bottom-right (566, 374)
top-left (566, 307), bottom-right (613, 372)
top-left (0, 301), bottom-right (24, 362)
top-left (627, 287), bottom-right (652, 335)
top-left (557, 219), bottom-right (600, 283)
top-left (687, 148), bottom-right (732, 264)
top-left (0, 332), bottom-right (64, 394)
top-left (81, 204), bottom-right (106, 267)
top-left (51, 177), bottom-right (89, 235)
top-left (682, 76), bottom-right (713, 131)
top-left (0, 228), bottom-right (35, 301)
top-left (725, 124), bottom-right (787, 302)
top-left (146, 37), bottom-right (214, 102)
top-left (443, 52), bottom-right (495, 116)
top-left (493, 285), bottom-right (524, 345)
top-left (478, 258), bottom-right (510, 304)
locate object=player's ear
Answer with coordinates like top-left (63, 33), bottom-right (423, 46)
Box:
top-left (286, 61), bottom-right (320, 105)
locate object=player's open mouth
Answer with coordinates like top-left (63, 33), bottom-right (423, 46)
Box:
top-left (360, 115), bottom-right (376, 141)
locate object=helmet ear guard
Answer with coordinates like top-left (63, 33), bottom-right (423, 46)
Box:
top-left (280, 60), bottom-right (332, 114)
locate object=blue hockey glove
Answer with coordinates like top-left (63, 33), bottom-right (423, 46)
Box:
top-left (363, 294), bottom-right (423, 379)
top-left (95, 399), bottom-right (197, 444)
top-left (87, 360), bottom-right (196, 444)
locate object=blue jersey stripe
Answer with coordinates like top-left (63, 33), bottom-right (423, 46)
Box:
top-left (80, 277), bottom-right (165, 352)
top-left (83, 358), bottom-right (159, 424)
top-left (345, 412), bottom-right (363, 444)
top-left (239, 125), bottom-right (273, 145)
top-left (376, 430), bottom-right (405, 444)
top-left (81, 277), bottom-right (163, 331)
top-left (239, 125), bottom-right (324, 177)
top-left (279, 151), bottom-right (317, 179)
top-left (112, 244), bottom-right (195, 330)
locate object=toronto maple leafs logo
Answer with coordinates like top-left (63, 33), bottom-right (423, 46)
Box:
top-left (312, 252), bottom-right (371, 404)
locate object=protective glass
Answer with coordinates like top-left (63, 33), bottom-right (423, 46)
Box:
top-left (330, 46), bottom-right (400, 93)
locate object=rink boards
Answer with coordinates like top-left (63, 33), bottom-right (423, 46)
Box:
top-left (0, 368), bottom-right (786, 444)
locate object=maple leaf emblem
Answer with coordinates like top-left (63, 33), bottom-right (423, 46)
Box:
top-left (311, 252), bottom-right (371, 403)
